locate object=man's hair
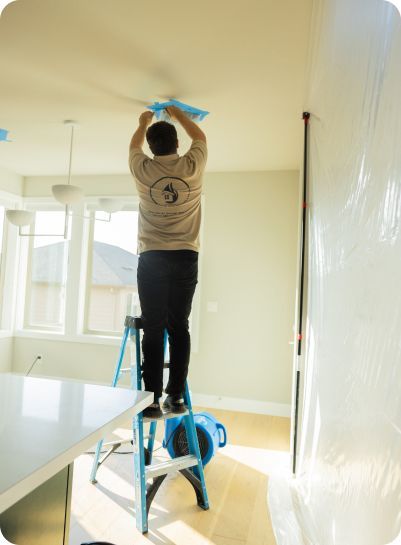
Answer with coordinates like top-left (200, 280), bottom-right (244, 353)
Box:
top-left (146, 121), bottom-right (178, 156)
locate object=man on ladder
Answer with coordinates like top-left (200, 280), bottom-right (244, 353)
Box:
top-left (129, 105), bottom-right (207, 418)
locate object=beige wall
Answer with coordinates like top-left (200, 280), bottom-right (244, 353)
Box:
top-left (12, 337), bottom-right (131, 385)
top-left (0, 165), bottom-right (23, 196)
top-left (12, 170), bottom-right (299, 409)
top-left (192, 170), bottom-right (299, 404)
top-left (23, 174), bottom-right (134, 197)
top-left (0, 337), bottom-right (13, 372)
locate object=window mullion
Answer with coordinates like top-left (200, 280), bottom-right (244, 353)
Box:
top-left (23, 230), bottom-right (35, 329)
top-left (64, 203), bottom-right (90, 336)
top-left (83, 213), bottom-right (96, 334)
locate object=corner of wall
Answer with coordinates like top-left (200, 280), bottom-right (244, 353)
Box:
top-left (0, 165), bottom-right (23, 196)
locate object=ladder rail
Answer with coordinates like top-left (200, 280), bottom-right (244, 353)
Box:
top-left (89, 325), bottom-right (130, 483)
top-left (113, 326), bottom-right (130, 386)
top-left (89, 315), bottom-right (210, 534)
top-left (133, 326), bottom-right (148, 533)
top-left (183, 382), bottom-right (209, 508)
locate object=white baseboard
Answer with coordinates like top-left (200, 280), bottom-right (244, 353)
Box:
top-left (191, 393), bottom-right (291, 417)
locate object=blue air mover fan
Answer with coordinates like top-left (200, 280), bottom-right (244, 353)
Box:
top-left (163, 412), bottom-right (227, 466)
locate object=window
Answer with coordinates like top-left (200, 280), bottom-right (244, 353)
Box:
top-left (14, 195), bottom-right (202, 347)
top-left (24, 210), bottom-right (69, 331)
top-left (84, 209), bottom-right (139, 335)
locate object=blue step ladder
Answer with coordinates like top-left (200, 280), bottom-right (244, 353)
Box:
top-left (89, 316), bottom-right (209, 534)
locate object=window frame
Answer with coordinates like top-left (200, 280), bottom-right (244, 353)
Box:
top-left (22, 202), bottom-right (70, 333)
top-left (0, 190), bottom-right (22, 335)
top-left (13, 193), bottom-right (203, 353)
top-left (83, 200), bottom-right (140, 337)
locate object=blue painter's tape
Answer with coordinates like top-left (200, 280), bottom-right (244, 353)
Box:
top-left (147, 99), bottom-right (209, 122)
top-left (0, 129), bottom-right (11, 142)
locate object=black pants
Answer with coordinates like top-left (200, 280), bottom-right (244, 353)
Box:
top-left (137, 250), bottom-right (198, 400)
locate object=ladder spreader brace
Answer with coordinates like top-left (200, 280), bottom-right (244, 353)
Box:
top-left (89, 315), bottom-right (209, 534)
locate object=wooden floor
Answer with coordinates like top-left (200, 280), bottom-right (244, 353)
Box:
top-left (69, 408), bottom-right (290, 545)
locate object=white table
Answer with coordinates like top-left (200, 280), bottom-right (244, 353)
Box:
top-left (0, 373), bottom-right (153, 545)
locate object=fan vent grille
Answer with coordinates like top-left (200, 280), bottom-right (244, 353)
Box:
top-left (172, 424), bottom-right (209, 458)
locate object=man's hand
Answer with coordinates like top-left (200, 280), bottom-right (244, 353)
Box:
top-left (139, 111), bottom-right (154, 127)
top-left (130, 111), bottom-right (154, 152)
top-left (165, 105), bottom-right (184, 120)
top-left (165, 105), bottom-right (206, 143)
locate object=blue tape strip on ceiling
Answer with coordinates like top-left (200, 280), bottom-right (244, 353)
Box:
top-left (0, 129), bottom-right (11, 142)
top-left (147, 99), bottom-right (209, 122)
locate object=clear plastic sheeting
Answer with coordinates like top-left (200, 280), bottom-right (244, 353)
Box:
top-left (268, 0), bottom-right (401, 544)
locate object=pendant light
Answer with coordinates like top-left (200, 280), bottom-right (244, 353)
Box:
top-left (52, 122), bottom-right (123, 221)
top-left (385, 0), bottom-right (401, 14)
top-left (0, 1), bottom-right (17, 16)
top-left (51, 120), bottom-right (84, 206)
top-left (6, 120), bottom-right (124, 234)
top-left (5, 210), bottom-right (35, 227)
top-left (6, 121), bottom-right (79, 237)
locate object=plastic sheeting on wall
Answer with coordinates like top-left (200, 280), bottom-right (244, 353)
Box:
top-left (268, 0), bottom-right (401, 544)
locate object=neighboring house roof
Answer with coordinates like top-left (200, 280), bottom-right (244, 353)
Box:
top-left (92, 241), bottom-right (138, 286)
top-left (32, 241), bottom-right (138, 286)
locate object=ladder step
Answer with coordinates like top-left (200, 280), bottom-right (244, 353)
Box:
top-left (145, 454), bottom-right (198, 480)
top-left (143, 409), bottom-right (189, 423)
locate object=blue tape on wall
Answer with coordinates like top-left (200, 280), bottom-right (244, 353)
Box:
top-left (0, 129), bottom-right (11, 142)
top-left (147, 99), bottom-right (209, 122)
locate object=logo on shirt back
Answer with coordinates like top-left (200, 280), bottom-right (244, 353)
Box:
top-left (150, 177), bottom-right (190, 207)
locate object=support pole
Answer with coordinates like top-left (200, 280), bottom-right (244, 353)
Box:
top-left (292, 111), bottom-right (310, 475)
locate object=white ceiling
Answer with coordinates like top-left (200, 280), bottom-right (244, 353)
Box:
top-left (0, 0), bottom-right (312, 176)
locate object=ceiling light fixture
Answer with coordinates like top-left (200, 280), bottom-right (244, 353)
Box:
top-left (51, 122), bottom-right (122, 222)
top-left (5, 210), bottom-right (34, 227)
top-left (6, 121), bottom-right (77, 237)
top-left (51, 121), bottom-right (84, 207)
top-left (385, 0), bottom-right (401, 14)
top-left (6, 120), bottom-right (124, 235)
top-left (0, 0), bottom-right (17, 16)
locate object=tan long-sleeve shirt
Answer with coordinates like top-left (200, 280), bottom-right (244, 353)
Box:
top-left (129, 140), bottom-right (207, 254)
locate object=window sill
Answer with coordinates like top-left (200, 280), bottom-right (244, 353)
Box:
top-left (13, 330), bottom-right (199, 353)
top-left (14, 330), bottom-right (121, 346)
top-left (0, 330), bottom-right (13, 339)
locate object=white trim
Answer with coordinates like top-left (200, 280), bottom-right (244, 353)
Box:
top-left (191, 392), bottom-right (291, 417)
top-left (24, 199), bottom-right (66, 211)
top-left (14, 329), bottom-right (122, 346)
top-left (0, 194), bottom-right (21, 331)
top-left (14, 226), bottom-right (29, 330)
top-left (23, 195), bottom-right (139, 207)
top-left (65, 202), bottom-right (90, 336)
top-left (0, 330), bottom-right (13, 339)
top-left (0, 190), bottom-right (23, 204)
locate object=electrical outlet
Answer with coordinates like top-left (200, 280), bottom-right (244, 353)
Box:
top-left (207, 302), bottom-right (218, 313)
